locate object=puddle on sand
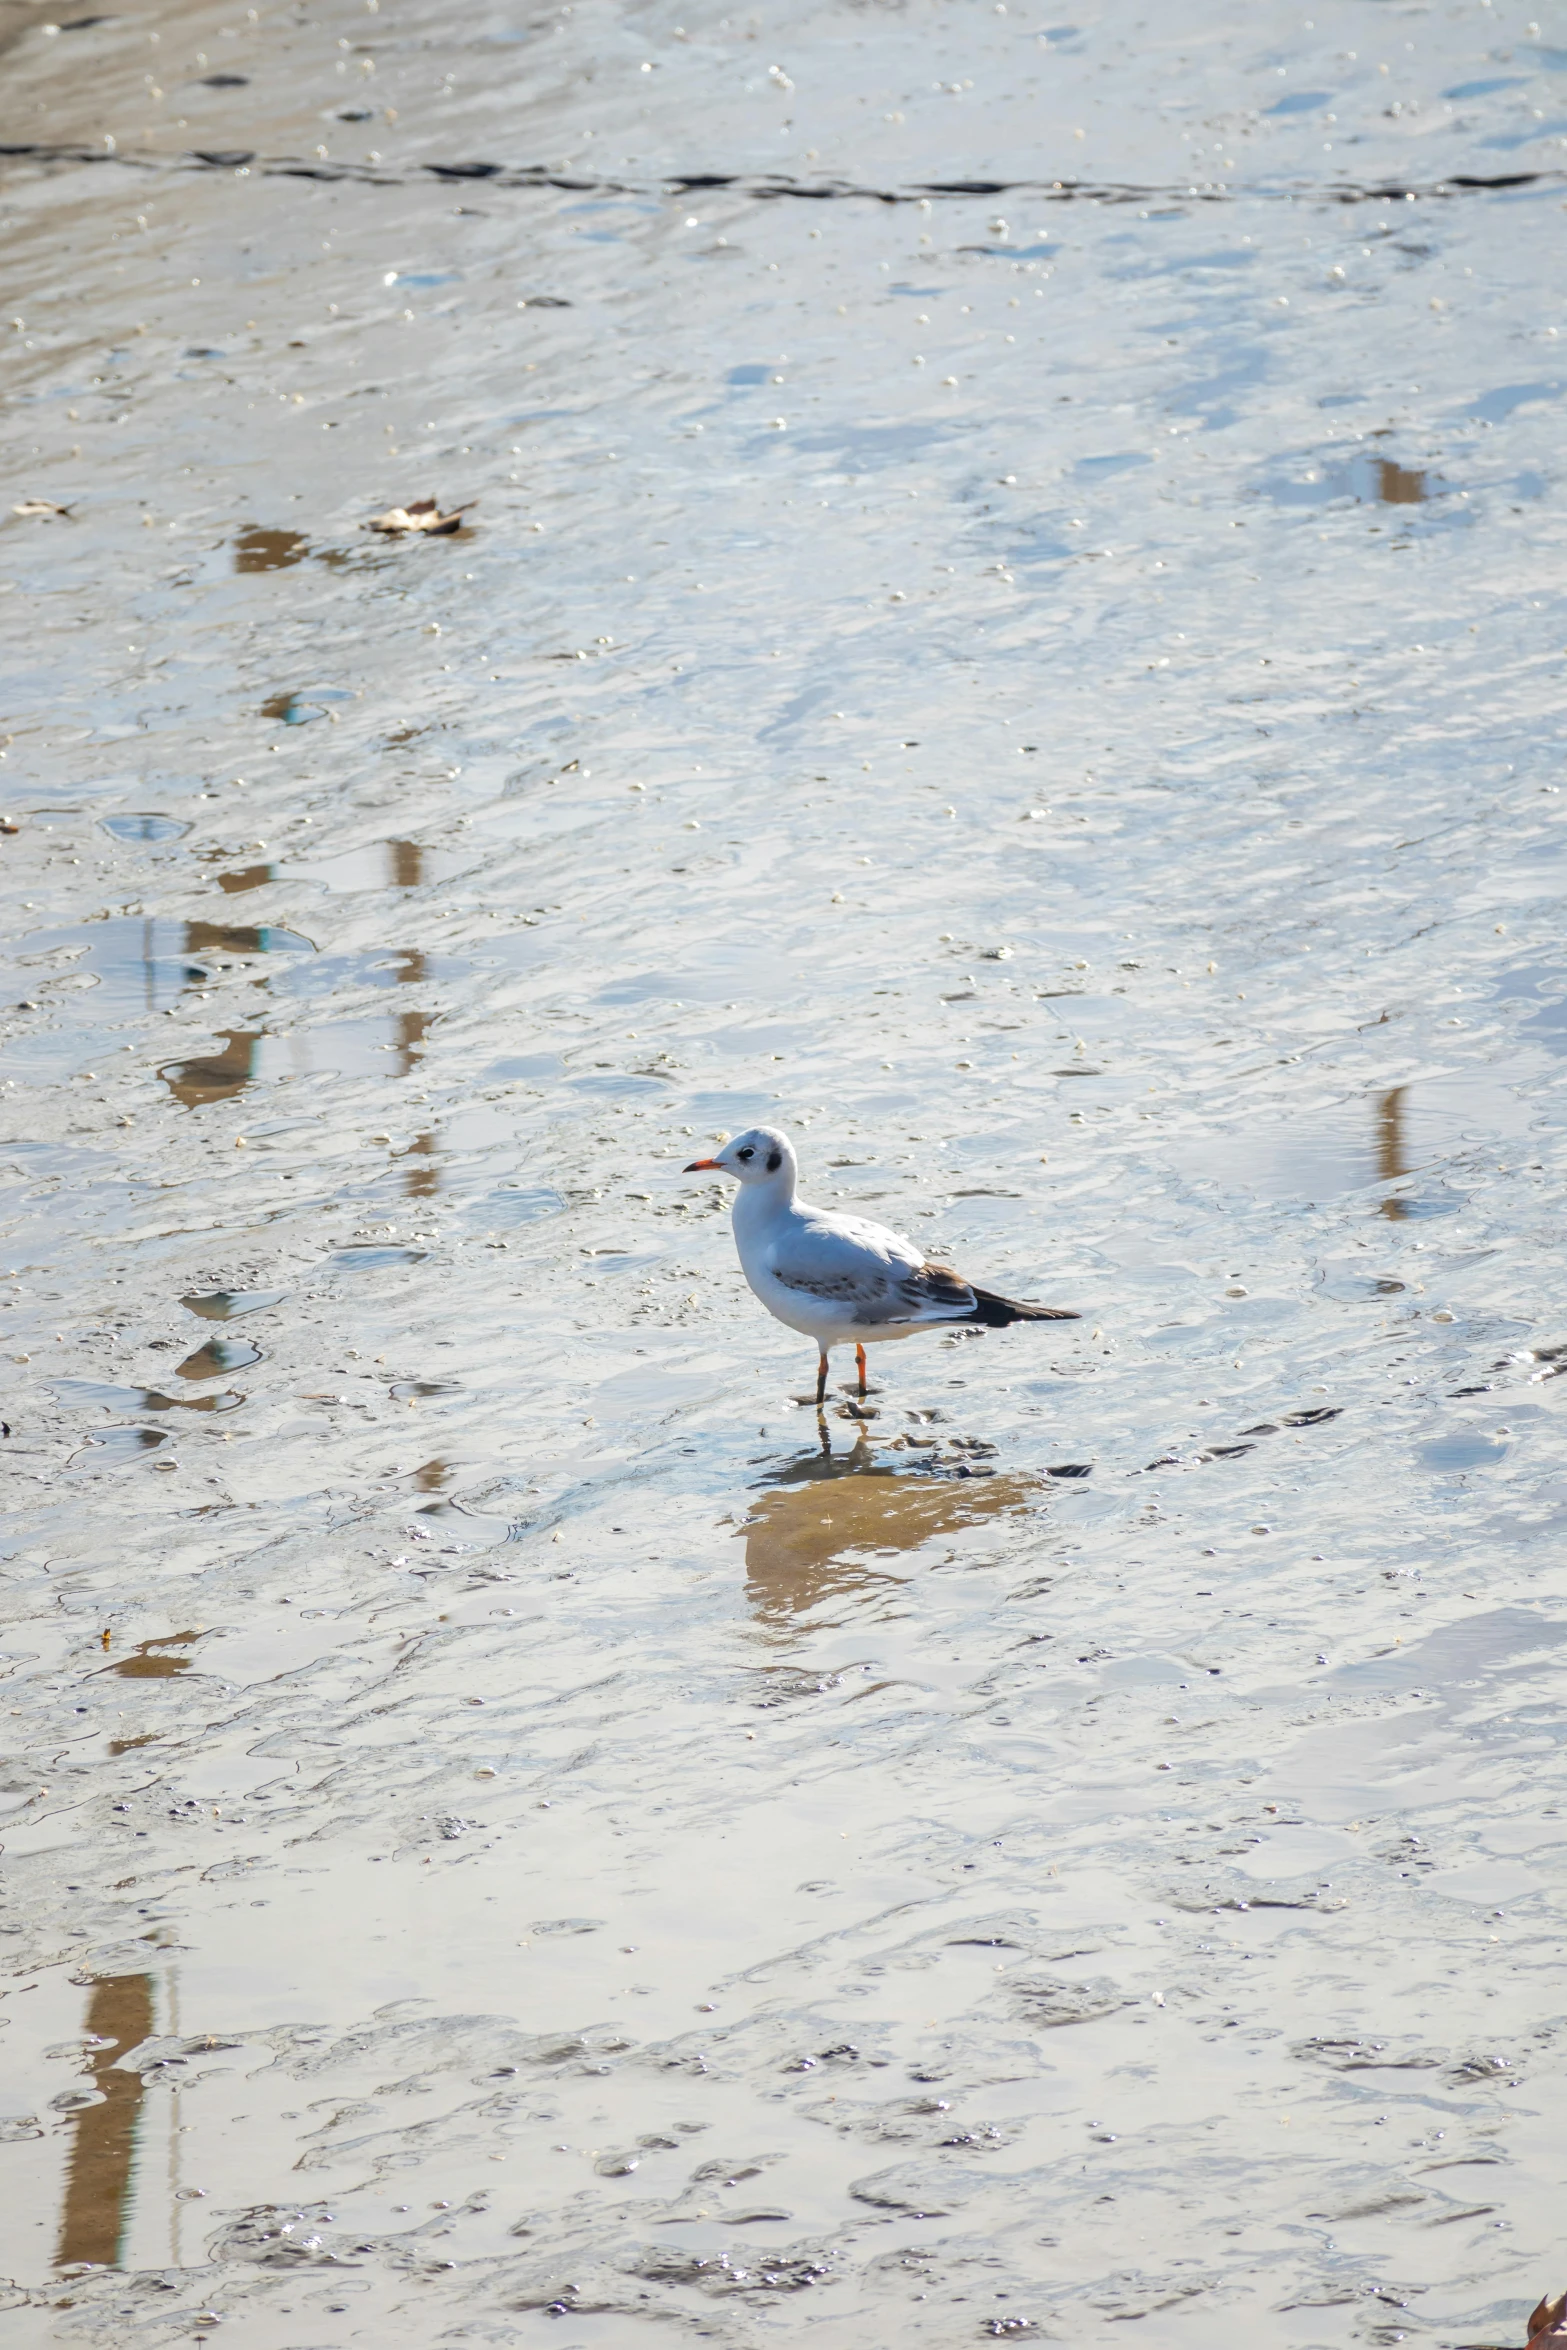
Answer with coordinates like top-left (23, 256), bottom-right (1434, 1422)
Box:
top-left (1371, 457), bottom-right (1427, 505)
top-left (54, 1974), bottom-right (154, 2270)
top-left (66, 1427), bottom-right (169, 1466)
top-left (740, 1445), bottom-right (1040, 1626)
top-left (175, 1337), bottom-right (262, 1379)
top-left (106, 1633), bottom-right (202, 1680)
top-left (182, 1289), bottom-right (286, 1320)
top-left (143, 1388), bottom-right (245, 1414)
top-left (1178, 1079), bottom-right (1505, 1209)
top-left (259, 688), bottom-right (354, 726)
top-left (211, 840), bottom-right (431, 895)
top-left (1266, 449), bottom-right (1439, 508)
top-left (184, 920), bottom-right (314, 960)
top-left (233, 526), bottom-right (307, 573)
top-left (160, 1010), bottom-right (431, 1105)
top-left (407, 1490), bottom-right (524, 1541)
top-left (159, 1030), bottom-right (259, 1108)
top-left (97, 813), bottom-right (190, 845)
top-left (1421, 1431), bottom-right (1509, 1473)
top-left (233, 530), bottom-right (357, 576)
top-left (400, 1131), bottom-right (440, 1197)
top-left (280, 838), bottom-right (440, 892)
top-left (484, 1052), bottom-right (565, 1083)
top-left (55, 1378), bottom-right (244, 1415)
top-left (1375, 1082), bottom-right (1416, 1220)
top-left (391, 1010), bottom-right (430, 1076)
top-left (17, 916), bottom-right (314, 1026)
top-left (275, 945), bottom-right (462, 1002)
top-left (476, 1179), bottom-right (564, 1225)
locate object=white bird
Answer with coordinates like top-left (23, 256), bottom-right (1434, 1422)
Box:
top-left (684, 1124), bottom-right (1080, 1406)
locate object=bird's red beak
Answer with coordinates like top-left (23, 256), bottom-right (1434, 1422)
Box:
top-left (684, 1156), bottom-right (722, 1172)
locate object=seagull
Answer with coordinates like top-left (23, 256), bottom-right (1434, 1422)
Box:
top-left (683, 1124), bottom-right (1080, 1406)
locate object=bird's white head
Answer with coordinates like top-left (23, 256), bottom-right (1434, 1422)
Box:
top-left (683, 1124), bottom-right (797, 1191)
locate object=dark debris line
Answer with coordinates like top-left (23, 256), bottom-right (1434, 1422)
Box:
top-left (0, 141), bottom-right (1559, 206)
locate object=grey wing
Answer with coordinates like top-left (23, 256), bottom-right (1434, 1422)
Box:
top-left (767, 1211), bottom-right (928, 1322)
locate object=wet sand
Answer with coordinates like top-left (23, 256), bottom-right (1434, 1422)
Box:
top-left (2, 0), bottom-right (1566, 2342)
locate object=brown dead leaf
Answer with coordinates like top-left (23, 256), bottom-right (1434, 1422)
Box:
top-left (12, 498), bottom-right (72, 520)
top-left (1463, 2285), bottom-right (1567, 2349)
top-left (365, 497), bottom-right (474, 536)
top-left (1528, 2291), bottom-right (1567, 2346)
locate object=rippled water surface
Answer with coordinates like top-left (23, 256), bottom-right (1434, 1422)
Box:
top-left (3, 0), bottom-right (1567, 2342)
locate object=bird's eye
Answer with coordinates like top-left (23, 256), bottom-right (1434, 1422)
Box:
top-left (737, 1146), bottom-right (754, 1162)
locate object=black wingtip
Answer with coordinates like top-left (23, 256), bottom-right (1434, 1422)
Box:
top-left (968, 1287), bottom-right (1082, 1328)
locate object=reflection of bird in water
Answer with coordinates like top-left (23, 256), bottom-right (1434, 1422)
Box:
top-left (741, 1436), bottom-right (1038, 1627)
top-left (1375, 1083), bottom-right (1412, 1220)
top-left (684, 1125), bottom-right (1080, 1404)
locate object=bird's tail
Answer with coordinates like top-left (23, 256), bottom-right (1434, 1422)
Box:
top-left (965, 1286), bottom-right (1080, 1328)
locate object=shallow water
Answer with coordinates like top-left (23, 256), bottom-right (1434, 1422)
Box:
top-left (3, 0), bottom-right (1567, 2342)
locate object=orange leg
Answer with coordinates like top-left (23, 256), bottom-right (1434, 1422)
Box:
top-left (815, 1351), bottom-right (829, 1408)
top-left (856, 1343), bottom-right (868, 1395)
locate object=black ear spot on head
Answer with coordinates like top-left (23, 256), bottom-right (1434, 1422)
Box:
top-left (766, 1148), bottom-right (782, 1172)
